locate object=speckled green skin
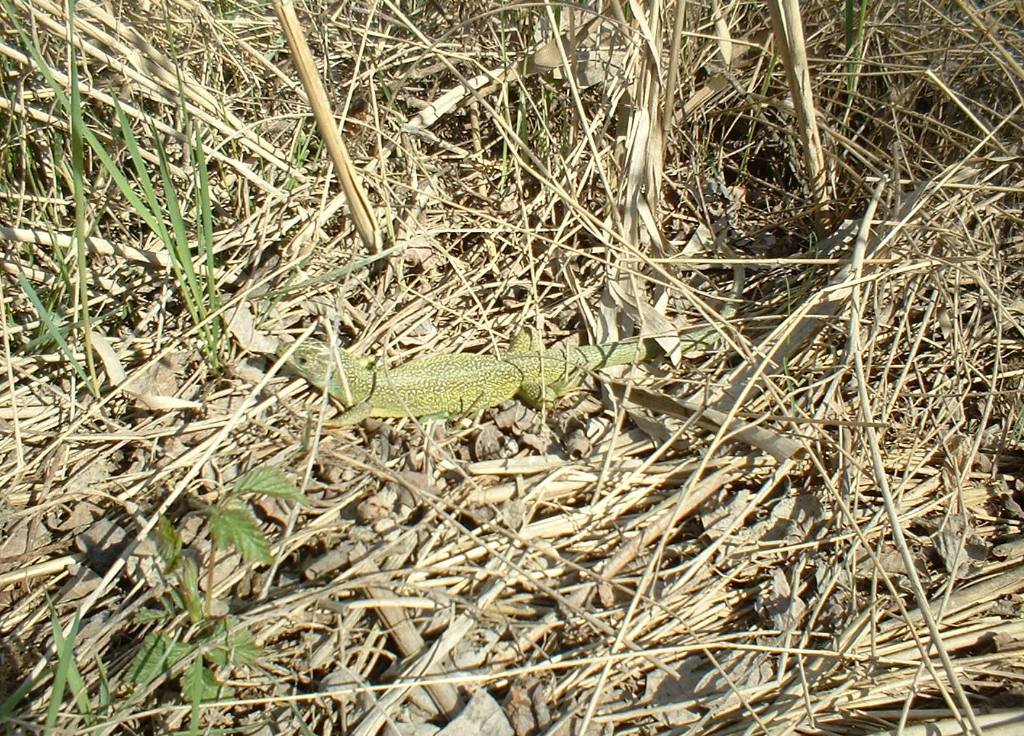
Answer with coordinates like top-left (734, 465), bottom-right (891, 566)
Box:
top-left (282, 328), bottom-right (686, 424)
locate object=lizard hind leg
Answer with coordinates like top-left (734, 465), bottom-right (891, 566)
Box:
top-left (510, 328), bottom-right (554, 408)
top-left (516, 380), bottom-right (559, 409)
top-left (509, 329), bottom-right (582, 408)
top-left (517, 363), bottom-right (582, 408)
top-left (508, 326), bottom-right (545, 354)
top-left (518, 351), bottom-right (578, 409)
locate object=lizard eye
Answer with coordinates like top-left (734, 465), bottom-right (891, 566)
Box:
top-left (291, 345), bottom-right (327, 375)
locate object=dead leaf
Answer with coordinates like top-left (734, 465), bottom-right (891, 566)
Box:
top-left (643, 659), bottom-right (701, 727)
top-left (90, 331), bottom-right (125, 384)
top-left (452, 627), bottom-right (501, 670)
top-left (56, 566), bottom-right (101, 604)
top-left (225, 300), bottom-right (279, 355)
top-left (56, 501), bottom-right (102, 532)
top-left (302, 543), bottom-right (357, 580)
top-left (126, 351), bottom-right (200, 411)
top-left (494, 402), bottom-right (535, 434)
top-left (519, 432), bottom-right (549, 454)
top-left (754, 568), bottom-right (807, 631)
top-left (522, 14), bottom-right (603, 79)
top-left (934, 514), bottom-right (990, 578)
top-left (474, 424), bottom-right (509, 461)
top-left (356, 490), bottom-right (396, 525)
top-left (701, 488), bottom-right (757, 545)
top-left (439, 689), bottom-right (513, 736)
top-left (646, 650), bottom-right (774, 726)
top-left (563, 428), bottom-right (590, 459)
top-left (758, 494), bottom-right (827, 545)
top-left (401, 232), bottom-right (443, 271)
top-left (503, 676), bottom-right (552, 736)
top-left (0, 518), bottom-right (51, 565)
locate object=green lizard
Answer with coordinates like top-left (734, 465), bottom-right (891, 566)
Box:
top-left (280, 326), bottom-right (719, 425)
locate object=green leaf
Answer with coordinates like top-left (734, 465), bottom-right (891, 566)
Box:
top-left (111, 102), bottom-right (174, 246)
top-left (181, 658), bottom-right (222, 704)
top-left (67, 0), bottom-right (99, 400)
top-left (178, 556), bottom-right (205, 624)
top-left (226, 626), bottom-right (261, 667)
top-left (206, 619), bottom-right (261, 669)
top-left (209, 502), bottom-right (272, 564)
top-left (127, 633), bottom-right (194, 688)
top-left (133, 608), bottom-right (170, 626)
top-left (204, 618), bottom-right (229, 668)
top-left (94, 656), bottom-right (111, 717)
top-left (233, 466), bottom-right (304, 503)
top-left (156, 515), bottom-right (183, 570)
top-left (204, 645), bottom-right (228, 669)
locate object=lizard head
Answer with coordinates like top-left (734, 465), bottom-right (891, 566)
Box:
top-left (281, 340), bottom-right (332, 384)
top-left (281, 339), bottom-right (374, 388)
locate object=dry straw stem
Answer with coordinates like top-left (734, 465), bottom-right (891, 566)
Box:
top-left (765, 0), bottom-right (829, 235)
top-left (272, 0), bottom-right (383, 260)
top-left (2, 0), bottom-right (1024, 733)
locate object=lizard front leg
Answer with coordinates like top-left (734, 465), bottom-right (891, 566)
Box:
top-left (512, 349), bottom-right (581, 408)
top-left (329, 400), bottom-right (375, 425)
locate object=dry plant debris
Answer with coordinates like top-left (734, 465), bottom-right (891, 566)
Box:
top-left (1, 0), bottom-right (1023, 734)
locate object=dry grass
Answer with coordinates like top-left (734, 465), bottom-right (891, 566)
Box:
top-left (1, 0), bottom-right (1023, 733)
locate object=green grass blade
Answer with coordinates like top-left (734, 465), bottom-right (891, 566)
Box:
top-left (0, 674), bottom-right (38, 721)
top-left (5, 2), bottom-right (216, 359)
top-left (844, 0), bottom-right (869, 95)
top-left (49, 602), bottom-right (94, 726)
top-left (44, 606), bottom-right (82, 734)
top-left (193, 124), bottom-right (222, 365)
top-left (67, 0), bottom-right (99, 398)
top-left (154, 132), bottom-right (201, 301)
top-left (16, 272), bottom-right (89, 385)
top-left (110, 102), bottom-right (175, 246)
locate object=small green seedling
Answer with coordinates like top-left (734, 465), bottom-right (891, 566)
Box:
top-left (127, 466), bottom-right (305, 731)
